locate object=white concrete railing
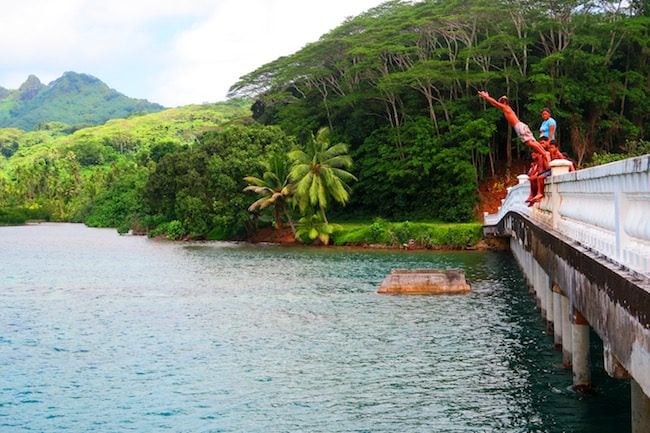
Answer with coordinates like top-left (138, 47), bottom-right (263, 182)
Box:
top-left (483, 174), bottom-right (532, 226)
top-left (485, 155), bottom-right (650, 278)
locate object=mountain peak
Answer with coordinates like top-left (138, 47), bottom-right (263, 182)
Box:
top-left (20, 74), bottom-right (43, 88)
top-left (0, 72), bottom-right (164, 131)
top-left (18, 75), bottom-right (45, 101)
top-left (50, 71), bottom-right (106, 93)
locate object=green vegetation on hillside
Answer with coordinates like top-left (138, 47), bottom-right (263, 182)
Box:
top-left (0, 101), bottom-right (254, 234)
top-left (1, 0), bottom-right (648, 245)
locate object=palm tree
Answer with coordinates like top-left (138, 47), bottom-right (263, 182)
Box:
top-left (288, 127), bottom-right (357, 223)
top-left (243, 153), bottom-right (296, 235)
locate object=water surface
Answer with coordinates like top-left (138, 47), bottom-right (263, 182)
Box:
top-left (0, 223), bottom-right (629, 432)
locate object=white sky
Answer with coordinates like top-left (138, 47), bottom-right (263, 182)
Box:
top-left (0, 0), bottom-right (386, 107)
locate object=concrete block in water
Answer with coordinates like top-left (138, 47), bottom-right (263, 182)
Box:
top-left (378, 269), bottom-right (471, 295)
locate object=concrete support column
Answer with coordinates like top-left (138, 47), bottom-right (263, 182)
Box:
top-left (552, 286), bottom-right (562, 349)
top-left (534, 264), bottom-right (546, 321)
top-left (537, 276), bottom-right (546, 318)
top-left (546, 285), bottom-right (554, 336)
top-left (572, 309), bottom-right (591, 390)
top-left (632, 379), bottom-right (650, 433)
top-left (561, 295), bottom-right (572, 368)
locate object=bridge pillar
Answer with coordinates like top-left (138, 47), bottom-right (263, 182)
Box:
top-left (546, 283), bottom-right (554, 336)
top-left (536, 265), bottom-right (546, 318)
top-left (632, 379), bottom-right (650, 433)
top-left (561, 295), bottom-right (572, 368)
top-left (530, 256), bottom-right (549, 329)
top-left (552, 285), bottom-right (562, 349)
top-left (572, 309), bottom-right (591, 390)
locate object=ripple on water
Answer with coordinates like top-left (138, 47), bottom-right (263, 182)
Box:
top-left (0, 224), bottom-right (630, 433)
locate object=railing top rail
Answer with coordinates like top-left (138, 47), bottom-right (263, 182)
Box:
top-left (551, 154), bottom-right (650, 184)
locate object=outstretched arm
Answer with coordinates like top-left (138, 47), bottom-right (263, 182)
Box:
top-left (478, 91), bottom-right (505, 110)
top-left (479, 90), bottom-right (520, 127)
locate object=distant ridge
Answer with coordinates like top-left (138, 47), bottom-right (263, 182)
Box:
top-left (0, 72), bottom-right (164, 131)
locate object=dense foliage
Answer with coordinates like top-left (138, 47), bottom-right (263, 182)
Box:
top-left (145, 123), bottom-right (295, 239)
top-left (230, 0), bottom-right (650, 220)
top-left (332, 219), bottom-right (483, 248)
top-left (0, 101), bottom-right (261, 237)
top-left (1, 0), bottom-right (648, 239)
top-left (0, 72), bottom-right (163, 131)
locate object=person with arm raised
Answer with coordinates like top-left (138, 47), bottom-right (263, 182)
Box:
top-left (478, 91), bottom-right (551, 203)
top-left (478, 91), bottom-right (549, 161)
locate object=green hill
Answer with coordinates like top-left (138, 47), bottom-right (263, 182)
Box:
top-left (0, 72), bottom-right (164, 131)
top-left (0, 100), bottom-right (256, 231)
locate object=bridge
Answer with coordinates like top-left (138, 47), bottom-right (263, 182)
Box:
top-left (483, 155), bottom-right (650, 433)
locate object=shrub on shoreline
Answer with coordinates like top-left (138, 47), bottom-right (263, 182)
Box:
top-left (0, 206), bottom-right (50, 225)
top-left (332, 219), bottom-right (482, 249)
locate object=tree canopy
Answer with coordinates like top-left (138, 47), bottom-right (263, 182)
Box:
top-left (2, 0), bottom-right (648, 234)
top-left (230, 0), bottom-right (649, 219)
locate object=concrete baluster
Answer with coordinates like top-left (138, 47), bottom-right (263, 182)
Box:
top-left (614, 176), bottom-right (630, 265)
top-left (549, 160), bottom-right (572, 230)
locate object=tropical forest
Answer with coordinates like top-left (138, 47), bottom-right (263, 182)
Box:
top-left (1, 0), bottom-right (648, 247)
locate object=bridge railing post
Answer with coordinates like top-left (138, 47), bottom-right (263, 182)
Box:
top-left (549, 160), bottom-right (574, 230)
top-left (614, 176), bottom-right (630, 266)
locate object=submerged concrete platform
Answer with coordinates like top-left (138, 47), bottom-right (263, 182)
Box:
top-left (378, 268), bottom-right (471, 295)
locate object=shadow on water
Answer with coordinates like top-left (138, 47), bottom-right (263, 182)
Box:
top-left (485, 252), bottom-right (631, 433)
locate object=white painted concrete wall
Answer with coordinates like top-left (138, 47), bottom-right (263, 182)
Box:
top-left (486, 155), bottom-right (650, 278)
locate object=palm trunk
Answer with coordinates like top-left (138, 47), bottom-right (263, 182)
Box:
top-left (273, 207), bottom-right (283, 229)
top-left (283, 206), bottom-right (296, 237)
top-left (320, 207), bottom-right (329, 225)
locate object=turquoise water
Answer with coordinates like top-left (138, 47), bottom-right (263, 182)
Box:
top-left (0, 223), bottom-right (629, 432)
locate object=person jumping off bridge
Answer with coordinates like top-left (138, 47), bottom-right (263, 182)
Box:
top-left (478, 91), bottom-right (550, 203)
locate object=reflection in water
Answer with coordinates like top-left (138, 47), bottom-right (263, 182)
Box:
top-left (0, 223), bottom-right (629, 432)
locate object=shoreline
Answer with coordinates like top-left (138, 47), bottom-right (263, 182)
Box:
top-left (246, 228), bottom-right (508, 252)
top-left (3, 221), bottom-right (509, 251)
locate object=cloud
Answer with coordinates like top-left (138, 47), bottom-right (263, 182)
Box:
top-left (0, 0), bottom-right (385, 106)
top-left (153, 0), bottom-right (386, 106)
